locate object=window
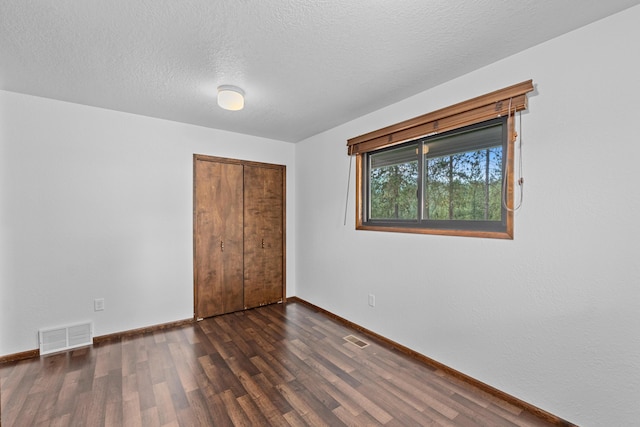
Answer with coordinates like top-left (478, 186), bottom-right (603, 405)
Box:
top-left (365, 117), bottom-right (507, 232)
top-left (347, 80), bottom-right (534, 239)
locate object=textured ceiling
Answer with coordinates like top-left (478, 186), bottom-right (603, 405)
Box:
top-left (2, 1), bottom-right (639, 142)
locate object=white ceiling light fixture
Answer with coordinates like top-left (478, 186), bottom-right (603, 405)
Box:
top-left (217, 85), bottom-right (245, 111)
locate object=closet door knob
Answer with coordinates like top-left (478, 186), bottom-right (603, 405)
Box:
top-left (220, 240), bottom-right (224, 252)
top-left (261, 239), bottom-right (265, 249)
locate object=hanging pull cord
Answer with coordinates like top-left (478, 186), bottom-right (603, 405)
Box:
top-left (344, 153), bottom-right (354, 226)
top-left (502, 98), bottom-right (525, 212)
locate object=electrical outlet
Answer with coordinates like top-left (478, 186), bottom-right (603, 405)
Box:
top-left (368, 294), bottom-right (375, 307)
top-left (94, 298), bottom-right (105, 311)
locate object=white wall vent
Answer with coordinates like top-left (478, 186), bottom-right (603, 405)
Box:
top-left (39, 322), bottom-right (93, 355)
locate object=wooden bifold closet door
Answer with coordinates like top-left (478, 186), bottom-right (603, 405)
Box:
top-left (243, 165), bottom-right (284, 309)
top-left (194, 155), bottom-right (285, 319)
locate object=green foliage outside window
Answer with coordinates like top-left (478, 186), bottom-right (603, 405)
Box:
top-left (370, 162), bottom-right (418, 220)
top-left (424, 148), bottom-right (502, 221)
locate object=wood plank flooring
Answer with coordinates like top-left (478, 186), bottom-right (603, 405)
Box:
top-left (1, 302), bottom-right (559, 426)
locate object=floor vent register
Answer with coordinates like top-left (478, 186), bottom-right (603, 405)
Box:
top-left (343, 334), bottom-right (370, 348)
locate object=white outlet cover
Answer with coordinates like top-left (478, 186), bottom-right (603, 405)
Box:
top-left (94, 298), bottom-right (105, 311)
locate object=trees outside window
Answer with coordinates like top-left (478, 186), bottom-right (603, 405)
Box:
top-left (369, 145), bottom-right (418, 220)
top-left (423, 147), bottom-right (502, 221)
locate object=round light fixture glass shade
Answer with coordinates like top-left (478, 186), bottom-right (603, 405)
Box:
top-left (217, 85), bottom-right (245, 111)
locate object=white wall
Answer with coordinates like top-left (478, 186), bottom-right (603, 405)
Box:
top-left (295, 5), bottom-right (640, 427)
top-left (0, 91), bottom-right (296, 356)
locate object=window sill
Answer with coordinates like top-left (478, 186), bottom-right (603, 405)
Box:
top-left (356, 224), bottom-right (513, 239)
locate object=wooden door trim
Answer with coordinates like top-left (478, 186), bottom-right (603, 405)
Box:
top-left (194, 154), bottom-right (285, 170)
top-left (282, 166), bottom-right (287, 305)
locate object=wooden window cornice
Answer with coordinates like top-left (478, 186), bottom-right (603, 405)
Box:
top-left (347, 80), bottom-right (534, 155)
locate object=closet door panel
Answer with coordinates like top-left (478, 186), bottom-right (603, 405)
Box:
top-left (194, 160), bottom-right (244, 318)
top-left (243, 165), bottom-right (284, 309)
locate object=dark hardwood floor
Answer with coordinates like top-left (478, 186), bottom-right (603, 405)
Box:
top-left (1, 301), bottom-right (558, 426)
